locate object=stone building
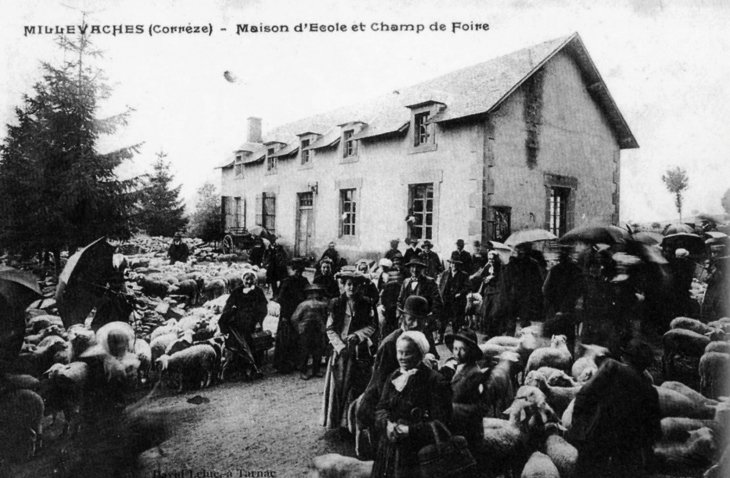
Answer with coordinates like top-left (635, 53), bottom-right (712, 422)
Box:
top-left (218, 33), bottom-right (637, 261)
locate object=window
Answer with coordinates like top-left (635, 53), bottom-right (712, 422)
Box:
top-left (266, 148), bottom-right (277, 173)
top-left (255, 193), bottom-right (276, 234)
top-left (234, 154), bottom-right (244, 178)
top-left (340, 189), bottom-right (357, 237)
top-left (343, 130), bottom-right (357, 158)
top-left (548, 187), bottom-right (570, 236)
top-left (490, 206), bottom-right (512, 243)
top-left (301, 139), bottom-right (311, 165)
top-left (414, 112), bottom-right (433, 147)
top-left (408, 183), bottom-right (434, 240)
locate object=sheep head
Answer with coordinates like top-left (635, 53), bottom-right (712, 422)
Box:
top-left (156, 355), bottom-right (171, 372)
top-left (550, 335), bottom-right (567, 348)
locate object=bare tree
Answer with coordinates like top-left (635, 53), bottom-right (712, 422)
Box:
top-left (662, 167), bottom-right (689, 222)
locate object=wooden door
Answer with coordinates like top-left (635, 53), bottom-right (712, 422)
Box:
top-left (296, 193), bottom-right (314, 256)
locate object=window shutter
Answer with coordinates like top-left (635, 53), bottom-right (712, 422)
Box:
top-left (269, 194), bottom-right (276, 234)
top-left (338, 191), bottom-right (343, 237)
top-left (255, 194), bottom-right (263, 227)
top-left (243, 198), bottom-right (247, 229)
top-left (221, 196), bottom-right (229, 230)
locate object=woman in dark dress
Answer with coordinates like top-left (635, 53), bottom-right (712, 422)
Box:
top-left (219, 270), bottom-right (268, 381)
top-left (321, 268), bottom-right (377, 431)
top-left (371, 331), bottom-right (453, 478)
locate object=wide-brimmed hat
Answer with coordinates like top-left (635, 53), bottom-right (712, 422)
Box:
top-left (304, 283), bottom-right (327, 295)
top-left (390, 238), bottom-right (400, 245)
top-left (620, 339), bottom-right (654, 370)
top-left (397, 295), bottom-right (429, 318)
top-left (335, 266), bottom-right (368, 283)
top-left (174, 232), bottom-right (182, 238)
top-left (320, 257), bottom-right (334, 265)
top-left (422, 240), bottom-right (433, 248)
top-left (405, 259), bottom-right (426, 268)
top-left (456, 239), bottom-right (465, 246)
top-left (445, 327), bottom-right (483, 361)
top-left (448, 251), bottom-right (463, 264)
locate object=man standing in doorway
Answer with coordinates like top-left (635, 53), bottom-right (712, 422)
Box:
top-left (452, 239), bottom-right (473, 274)
top-left (437, 252), bottom-right (472, 343)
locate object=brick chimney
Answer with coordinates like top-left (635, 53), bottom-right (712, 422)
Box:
top-left (247, 117), bottom-right (262, 143)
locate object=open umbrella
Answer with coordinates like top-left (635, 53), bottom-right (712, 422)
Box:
top-left (484, 240), bottom-right (513, 264)
top-left (631, 231), bottom-right (663, 246)
top-left (504, 229), bottom-right (557, 247)
top-left (559, 224), bottom-right (630, 244)
top-left (0, 266), bottom-right (42, 362)
top-left (661, 233), bottom-right (705, 254)
top-left (55, 237), bottom-right (118, 328)
top-left (247, 226), bottom-right (277, 243)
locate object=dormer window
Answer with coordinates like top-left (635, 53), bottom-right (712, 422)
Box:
top-left (266, 148), bottom-right (277, 173)
top-left (301, 139), bottom-right (311, 165)
top-left (343, 130), bottom-right (357, 158)
top-left (414, 112), bottom-right (433, 146)
top-left (234, 154), bottom-right (244, 178)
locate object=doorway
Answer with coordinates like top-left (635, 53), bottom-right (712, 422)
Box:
top-left (296, 192), bottom-right (314, 257)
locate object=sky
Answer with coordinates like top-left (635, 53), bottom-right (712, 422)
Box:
top-left (1, 0), bottom-right (729, 223)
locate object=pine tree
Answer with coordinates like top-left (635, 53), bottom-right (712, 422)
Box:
top-left (0, 28), bottom-right (140, 262)
top-left (661, 167), bottom-right (690, 222)
top-left (189, 181), bottom-right (222, 242)
top-left (137, 151), bottom-right (188, 237)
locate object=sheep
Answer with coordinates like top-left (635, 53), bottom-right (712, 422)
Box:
top-left (13, 339), bottom-right (69, 377)
top-left (103, 352), bottom-right (140, 385)
top-left (150, 320), bottom-right (180, 341)
top-left (660, 380), bottom-right (718, 407)
top-left (481, 398), bottom-right (532, 478)
top-left (653, 427), bottom-right (717, 468)
top-left (525, 335), bottom-right (572, 378)
top-left (660, 417), bottom-right (719, 442)
top-left (654, 385), bottom-right (716, 419)
top-left (134, 338), bottom-right (152, 384)
top-left (169, 279), bottom-right (199, 305)
top-left (524, 371), bottom-right (581, 416)
top-left (165, 329), bottom-right (194, 356)
top-left (542, 423), bottom-right (578, 478)
top-left (0, 388), bottom-right (44, 462)
top-left (156, 344), bottom-right (216, 392)
top-left (150, 332), bottom-right (178, 364)
top-left (703, 444), bottom-right (729, 478)
top-left (307, 454), bottom-right (373, 478)
top-left (561, 399), bottom-right (575, 430)
top-left (705, 341), bottom-right (730, 355)
top-left (39, 361), bottom-right (89, 436)
top-left (26, 314), bottom-right (64, 334)
top-left (202, 278), bottom-right (227, 301)
top-left (662, 328), bottom-right (717, 376)
top-left (0, 373), bottom-right (40, 394)
top-left (546, 371), bottom-right (579, 388)
top-left (196, 336), bottom-right (225, 384)
top-left (26, 324), bottom-right (66, 345)
top-left (571, 343), bottom-right (609, 380)
top-left (138, 277), bottom-right (170, 298)
top-left (534, 367), bottom-right (567, 382)
top-left (699, 351), bottom-right (730, 400)
top-left (67, 325), bottom-right (97, 361)
top-left (484, 351), bottom-right (523, 418)
top-left (521, 451), bottom-right (560, 478)
top-left (670, 317), bottom-right (717, 336)
top-left (486, 335), bottom-right (521, 348)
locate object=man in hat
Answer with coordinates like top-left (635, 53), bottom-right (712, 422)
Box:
top-left (403, 238), bottom-right (422, 266)
top-left (272, 258), bottom-right (310, 373)
top-left (441, 327), bottom-right (488, 456)
top-left (452, 239), bottom-right (473, 274)
top-left (263, 237), bottom-right (288, 295)
top-left (437, 252), bottom-right (472, 344)
top-left (496, 242), bottom-right (544, 335)
top-left (356, 296), bottom-right (437, 443)
top-left (702, 240), bottom-right (730, 322)
top-left (168, 232), bottom-right (190, 265)
top-left (379, 267), bottom-right (404, 339)
top-left (314, 257), bottom-right (340, 300)
top-left (291, 283), bottom-right (329, 380)
top-left (397, 258), bottom-right (443, 352)
top-left (384, 239), bottom-right (402, 262)
top-left (420, 240), bottom-right (444, 279)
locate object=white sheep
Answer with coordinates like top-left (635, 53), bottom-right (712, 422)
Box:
top-left (156, 344), bottom-right (216, 392)
top-left (705, 341), bottom-right (730, 355)
top-left (134, 338), bottom-right (152, 384)
top-left (543, 424), bottom-right (578, 478)
top-left (484, 350), bottom-right (523, 417)
top-left (481, 398), bottom-right (532, 477)
top-left (670, 317), bottom-right (716, 335)
top-left (662, 328), bottom-right (724, 377)
top-left (699, 351), bottom-right (730, 400)
top-left (654, 385), bottom-right (716, 419)
top-left (96, 321), bottom-right (136, 358)
top-left (660, 381), bottom-right (718, 407)
top-left (653, 427), bottom-right (716, 468)
top-left (571, 343), bottom-right (609, 380)
top-left (524, 371), bottom-right (580, 416)
top-left (307, 453), bottom-right (373, 478)
top-left (660, 417), bottom-right (719, 442)
top-left (0, 388), bottom-right (44, 461)
top-left (150, 320), bottom-right (180, 341)
top-left (150, 332), bottom-right (179, 363)
top-left (525, 335), bottom-right (572, 378)
top-left (520, 451), bottom-right (560, 478)
top-left (39, 361), bottom-right (89, 436)
top-left (561, 399), bottom-right (575, 430)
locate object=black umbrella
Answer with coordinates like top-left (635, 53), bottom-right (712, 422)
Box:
top-left (630, 231), bottom-right (663, 246)
top-left (55, 237), bottom-right (118, 328)
top-left (0, 266), bottom-right (42, 362)
top-left (247, 226), bottom-right (277, 243)
top-left (662, 223), bottom-right (695, 236)
top-left (559, 224), bottom-right (630, 244)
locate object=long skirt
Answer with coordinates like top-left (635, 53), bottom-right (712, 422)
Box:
top-left (273, 316), bottom-right (297, 373)
top-left (321, 347), bottom-right (372, 429)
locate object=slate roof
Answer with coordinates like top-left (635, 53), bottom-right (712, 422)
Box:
top-left (217, 33), bottom-right (637, 168)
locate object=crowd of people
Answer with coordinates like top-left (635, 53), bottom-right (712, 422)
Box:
top-left (191, 228), bottom-right (729, 478)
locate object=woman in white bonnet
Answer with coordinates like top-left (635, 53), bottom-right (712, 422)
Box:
top-left (219, 269), bottom-right (268, 380)
top-left (370, 330), bottom-right (452, 478)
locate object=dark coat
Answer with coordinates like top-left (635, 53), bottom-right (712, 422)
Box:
top-left (273, 273), bottom-right (310, 372)
top-left (314, 274), bottom-right (340, 299)
top-left (451, 249), bottom-right (473, 274)
top-left (397, 276), bottom-right (444, 320)
top-left (328, 294), bottom-right (376, 345)
top-left (449, 362), bottom-right (489, 447)
top-left (497, 255), bottom-right (544, 324)
top-left (403, 247), bottom-right (423, 266)
top-left (702, 257), bottom-right (730, 322)
top-left (263, 244), bottom-right (289, 283)
top-left (542, 260), bottom-right (583, 318)
top-left (220, 285), bottom-right (268, 333)
top-left (384, 248), bottom-right (402, 261)
top-left (420, 250), bottom-right (444, 280)
top-left (168, 241), bottom-right (190, 264)
top-left (371, 362), bottom-right (453, 478)
top-left (275, 274), bottom-right (310, 320)
top-left (437, 269), bottom-right (472, 310)
top-left (291, 298), bottom-right (328, 336)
